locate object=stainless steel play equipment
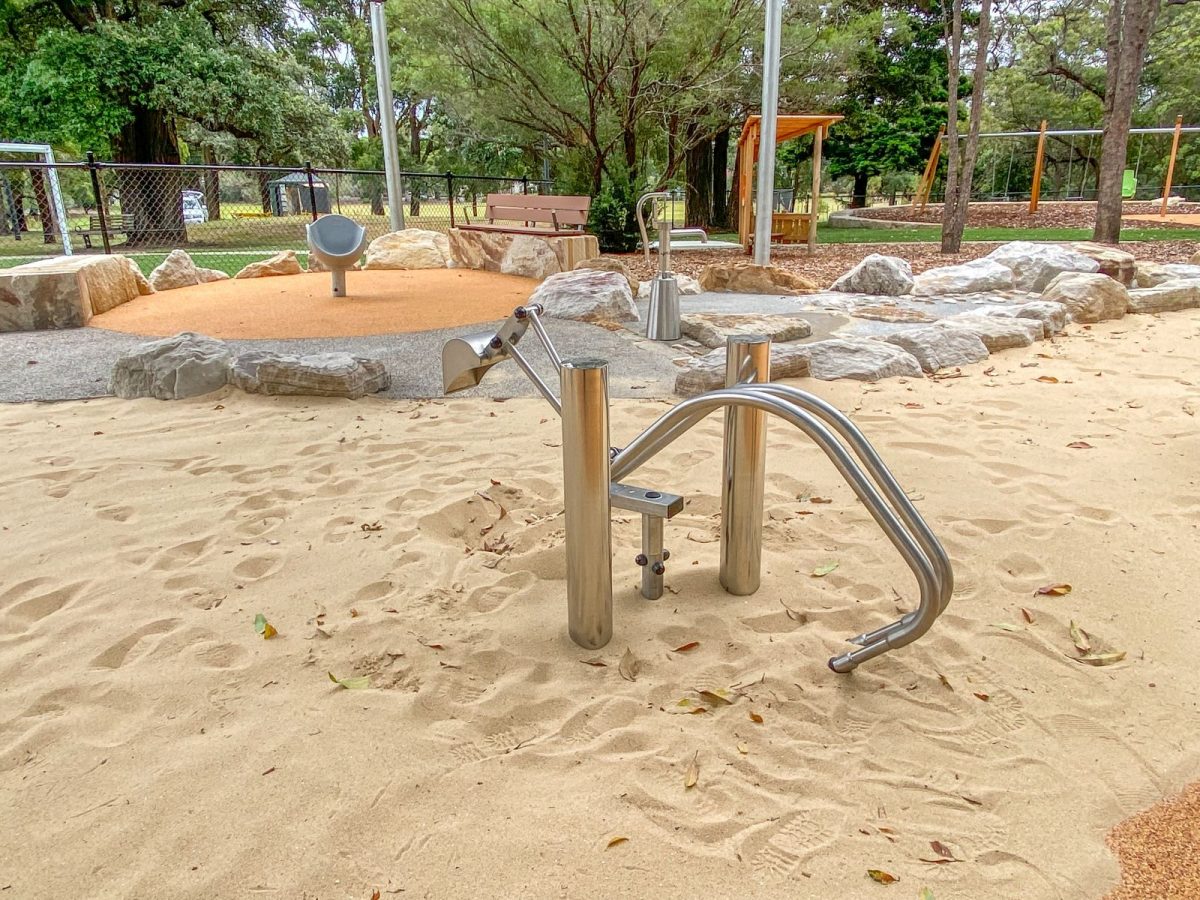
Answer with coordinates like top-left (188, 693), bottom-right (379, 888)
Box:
top-left (635, 192), bottom-right (708, 342)
top-left (306, 214), bottom-right (368, 297)
top-left (441, 307), bottom-right (953, 673)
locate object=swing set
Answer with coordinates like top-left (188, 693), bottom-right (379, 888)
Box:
top-left (915, 116), bottom-right (1198, 216)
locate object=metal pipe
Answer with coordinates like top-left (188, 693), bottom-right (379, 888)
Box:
top-left (720, 337), bottom-right (770, 595)
top-left (560, 359), bottom-right (613, 650)
top-left (369, 0), bottom-right (405, 231)
top-left (752, 0), bottom-right (783, 265)
top-left (670, 227), bottom-right (709, 243)
top-left (525, 307), bottom-right (563, 370)
top-left (640, 515), bottom-right (665, 600)
top-left (506, 342), bottom-right (561, 415)
top-left (608, 388), bottom-right (945, 671)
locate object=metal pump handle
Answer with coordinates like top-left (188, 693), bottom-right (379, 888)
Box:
top-left (636, 191), bottom-right (671, 265)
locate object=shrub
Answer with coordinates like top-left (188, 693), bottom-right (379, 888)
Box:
top-left (588, 180), bottom-right (639, 253)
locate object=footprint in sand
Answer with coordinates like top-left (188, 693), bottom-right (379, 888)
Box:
top-left (151, 537), bottom-right (215, 571)
top-left (95, 504), bottom-right (136, 523)
top-left (232, 554), bottom-right (284, 581)
top-left (90, 618), bottom-right (181, 669)
top-left (0, 580), bottom-right (90, 632)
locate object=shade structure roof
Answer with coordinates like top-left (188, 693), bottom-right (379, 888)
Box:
top-left (737, 114), bottom-right (843, 157)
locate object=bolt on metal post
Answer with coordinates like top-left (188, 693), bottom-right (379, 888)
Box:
top-left (560, 358), bottom-right (613, 649)
top-left (720, 336), bottom-right (770, 595)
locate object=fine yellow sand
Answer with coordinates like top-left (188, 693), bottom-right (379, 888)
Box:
top-left (1, 311), bottom-right (1198, 899)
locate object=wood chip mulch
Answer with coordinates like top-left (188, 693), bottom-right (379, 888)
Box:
top-left (849, 200), bottom-right (1200, 229)
top-left (1105, 781), bottom-right (1200, 899)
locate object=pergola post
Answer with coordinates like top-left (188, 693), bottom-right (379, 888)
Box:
top-left (1028, 119), bottom-right (1048, 214)
top-left (1161, 114), bottom-right (1184, 217)
top-left (807, 125), bottom-right (823, 253)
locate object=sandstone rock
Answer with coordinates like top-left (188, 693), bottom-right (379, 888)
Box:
top-left (830, 253), bottom-right (913, 296)
top-left (229, 350), bottom-right (389, 399)
top-left (1190, 250), bottom-right (1200, 266)
top-left (980, 300), bottom-right (1069, 335)
top-left (849, 304), bottom-right (937, 324)
top-left (196, 267), bottom-right (230, 283)
top-left (1071, 242), bottom-right (1136, 286)
top-left (1126, 279), bottom-right (1200, 314)
top-left (680, 313), bottom-right (812, 350)
top-left (912, 258), bottom-right (1015, 295)
top-left (528, 269), bottom-right (638, 323)
top-left (110, 332), bottom-right (232, 399)
top-left (1132, 262), bottom-right (1200, 288)
top-left (638, 274), bottom-right (702, 299)
top-left (234, 250), bottom-right (304, 279)
top-left (984, 241), bottom-right (1099, 292)
top-left (937, 314), bottom-right (1043, 350)
top-left (574, 257), bottom-right (637, 293)
top-left (1041, 271), bottom-right (1128, 323)
top-left (149, 249), bottom-right (202, 291)
top-left (882, 327), bottom-right (989, 373)
top-left (673, 340), bottom-right (816, 397)
top-left (500, 234), bottom-right (561, 280)
top-left (0, 255), bottom-right (143, 331)
top-left (698, 262), bottom-right (818, 295)
top-left (448, 228), bottom-right (598, 279)
top-left (363, 229), bottom-right (449, 270)
top-left (803, 338), bottom-right (922, 381)
top-left (121, 257), bottom-right (155, 296)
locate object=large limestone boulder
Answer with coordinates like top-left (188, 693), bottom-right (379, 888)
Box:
top-left (980, 300), bottom-right (1069, 335)
top-left (149, 249), bottom-right (202, 291)
top-left (500, 234), bottom-right (560, 280)
top-left (1132, 262), bottom-right (1200, 288)
top-left (680, 313), bottom-right (812, 350)
top-left (229, 350), bottom-right (390, 399)
top-left (803, 338), bottom-right (922, 381)
top-left (1126, 279), bottom-right (1200, 314)
top-left (110, 332), bottom-right (232, 400)
top-left (830, 254), bottom-right (914, 296)
top-left (363, 229), bottom-right (450, 270)
top-left (574, 257), bottom-right (637, 293)
top-left (1041, 271), bottom-right (1128, 323)
top-left (0, 255), bottom-right (143, 331)
top-left (528, 270), bottom-right (638, 323)
top-left (912, 258), bottom-right (1014, 295)
top-left (984, 241), bottom-right (1099, 292)
top-left (1072, 242), bottom-right (1135, 286)
top-left (1189, 250), bottom-right (1200, 266)
top-left (121, 258), bottom-right (155, 296)
top-left (698, 262), bottom-right (818, 295)
top-left (234, 250), bottom-right (304, 279)
top-left (638, 274), bottom-right (702, 298)
top-left (883, 327), bottom-right (989, 373)
top-left (674, 341), bottom-right (816, 397)
top-left (937, 314), bottom-right (1043, 351)
top-left (197, 267), bottom-right (230, 283)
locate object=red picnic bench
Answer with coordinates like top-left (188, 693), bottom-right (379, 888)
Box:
top-left (458, 193), bottom-right (590, 236)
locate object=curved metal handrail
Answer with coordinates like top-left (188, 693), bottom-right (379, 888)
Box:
top-left (610, 387), bottom-right (947, 672)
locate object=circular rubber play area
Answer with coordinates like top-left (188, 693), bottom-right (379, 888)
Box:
top-left (89, 269), bottom-right (539, 339)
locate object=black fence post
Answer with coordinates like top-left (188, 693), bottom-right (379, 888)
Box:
top-left (521, 176), bottom-right (529, 195)
top-left (446, 172), bottom-right (455, 228)
top-left (86, 151), bottom-right (112, 255)
top-left (304, 162), bottom-right (319, 222)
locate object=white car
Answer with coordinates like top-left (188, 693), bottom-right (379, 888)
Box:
top-left (182, 191), bottom-right (208, 224)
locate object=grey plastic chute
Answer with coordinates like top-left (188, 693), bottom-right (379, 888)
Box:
top-left (306, 214), bottom-right (368, 296)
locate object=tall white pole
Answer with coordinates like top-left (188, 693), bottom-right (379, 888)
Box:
top-left (370, 0), bottom-right (405, 231)
top-left (753, 0), bottom-right (783, 265)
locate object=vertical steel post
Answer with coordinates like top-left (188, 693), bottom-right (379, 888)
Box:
top-left (446, 172), bottom-right (455, 228)
top-left (86, 151), bottom-right (111, 255)
top-left (560, 358), bottom-right (613, 650)
top-left (640, 515), bottom-right (665, 600)
top-left (720, 336), bottom-right (770, 595)
top-left (752, 0), bottom-right (783, 265)
top-left (369, 0), bottom-right (404, 231)
top-left (305, 161), bottom-right (319, 221)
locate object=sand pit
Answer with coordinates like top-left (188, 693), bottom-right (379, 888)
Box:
top-left (1, 310), bottom-right (1198, 897)
top-left (89, 268), bottom-right (539, 339)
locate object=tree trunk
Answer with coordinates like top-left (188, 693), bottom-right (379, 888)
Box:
top-left (712, 127), bottom-right (730, 228)
top-left (256, 171), bottom-right (272, 213)
top-left (408, 108), bottom-right (422, 216)
top-left (113, 108), bottom-right (186, 246)
top-left (202, 146), bottom-right (222, 222)
top-left (12, 186), bottom-right (27, 234)
top-left (685, 128), bottom-right (713, 228)
top-left (29, 169), bottom-right (56, 244)
top-left (942, 0), bottom-right (991, 253)
top-left (852, 172), bottom-right (870, 209)
top-left (1094, 0), bottom-right (1161, 243)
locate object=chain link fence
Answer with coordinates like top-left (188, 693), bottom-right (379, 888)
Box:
top-left (0, 157), bottom-right (553, 275)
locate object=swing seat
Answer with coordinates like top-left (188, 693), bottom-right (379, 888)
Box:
top-left (1122, 170), bottom-right (1138, 200)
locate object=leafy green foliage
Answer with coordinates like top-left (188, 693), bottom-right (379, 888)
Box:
top-left (588, 179), bottom-right (640, 253)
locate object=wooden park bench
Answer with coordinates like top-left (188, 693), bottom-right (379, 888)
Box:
top-left (74, 215), bottom-right (181, 249)
top-left (458, 193), bottom-right (590, 236)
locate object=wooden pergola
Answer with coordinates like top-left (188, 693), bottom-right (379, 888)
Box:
top-left (737, 113), bottom-right (843, 253)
